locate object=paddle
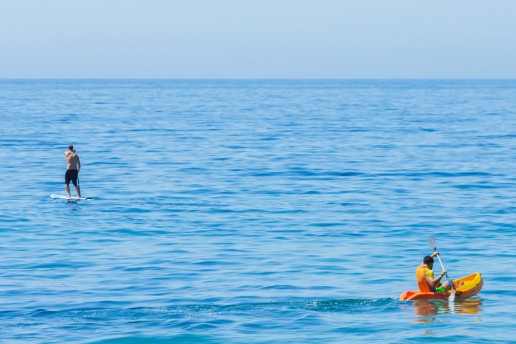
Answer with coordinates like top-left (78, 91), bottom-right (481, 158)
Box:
top-left (428, 235), bottom-right (456, 299)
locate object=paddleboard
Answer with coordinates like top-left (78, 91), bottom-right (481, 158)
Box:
top-left (50, 194), bottom-right (93, 201)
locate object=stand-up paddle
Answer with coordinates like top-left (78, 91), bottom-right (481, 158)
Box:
top-left (428, 235), bottom-right (455, 301)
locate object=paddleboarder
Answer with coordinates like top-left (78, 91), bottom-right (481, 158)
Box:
top-left (64, 145), bottom-right (81, 198)
top-left (415, 252), bottom-right (451, 293)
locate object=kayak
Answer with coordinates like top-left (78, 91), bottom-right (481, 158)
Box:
top-left (399, 272), bottom-right (483, 301)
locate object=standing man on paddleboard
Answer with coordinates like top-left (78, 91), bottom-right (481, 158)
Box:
top-left (64, 145), bottom-right (81, 198)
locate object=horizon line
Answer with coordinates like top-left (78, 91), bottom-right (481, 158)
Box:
top-left (1, 77), bottom-right (516, 81)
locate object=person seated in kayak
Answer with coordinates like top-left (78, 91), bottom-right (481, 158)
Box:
top-left (416, 252), bottom-right (451, 293)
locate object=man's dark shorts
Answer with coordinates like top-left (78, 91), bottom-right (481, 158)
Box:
top-left (65, 169), bottom-right (79, 186)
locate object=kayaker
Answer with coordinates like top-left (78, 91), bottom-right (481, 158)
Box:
top-left (416, 252), bottom-right (451, 293)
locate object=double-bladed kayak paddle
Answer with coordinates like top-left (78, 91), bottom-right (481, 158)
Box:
top-left (428, 235), bottom-right (455, 301)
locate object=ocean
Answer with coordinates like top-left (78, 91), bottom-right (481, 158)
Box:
top-left (0, 79), bottom-right (514, 343)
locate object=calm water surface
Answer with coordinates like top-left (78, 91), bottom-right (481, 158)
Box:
top-left (0, 80), bottom-right (515, 343)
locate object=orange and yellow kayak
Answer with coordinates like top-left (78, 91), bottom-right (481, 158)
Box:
top-left (400, 272), bottom-right (483, 301)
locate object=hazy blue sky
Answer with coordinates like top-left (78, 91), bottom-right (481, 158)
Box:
top-left (1, 0), bottom-right (515, 78)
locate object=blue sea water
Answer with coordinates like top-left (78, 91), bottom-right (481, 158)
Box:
top-left (0, 79), bottom-right (515, 343)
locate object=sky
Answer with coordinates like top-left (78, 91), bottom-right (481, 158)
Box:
top-left (1, 0), bottom-right (515, 79)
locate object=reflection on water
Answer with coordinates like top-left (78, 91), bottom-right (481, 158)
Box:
top-left (413, 297), bottom-right (482, 322)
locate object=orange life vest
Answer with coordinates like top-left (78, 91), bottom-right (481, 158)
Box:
top-left (416, 263), bottom-right (433, 292)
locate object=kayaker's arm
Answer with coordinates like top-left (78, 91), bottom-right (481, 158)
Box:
top-left (427, 270), bottom-right (447, 287)
top-left (427, 252), bottom-right (446, 287)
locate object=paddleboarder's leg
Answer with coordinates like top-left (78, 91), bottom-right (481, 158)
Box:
top-left (70, 171), bottom-right (81, 198)
top-left (65, 170), bottom-right (72, 198)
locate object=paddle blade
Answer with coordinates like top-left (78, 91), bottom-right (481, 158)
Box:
top-left (449, 290), bottom-right (455, 303)
top-left (428, 235), bottom-right (436, 250)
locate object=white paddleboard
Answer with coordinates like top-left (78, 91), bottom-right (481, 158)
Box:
top-left (50, 194), bottom-right (93, 200)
